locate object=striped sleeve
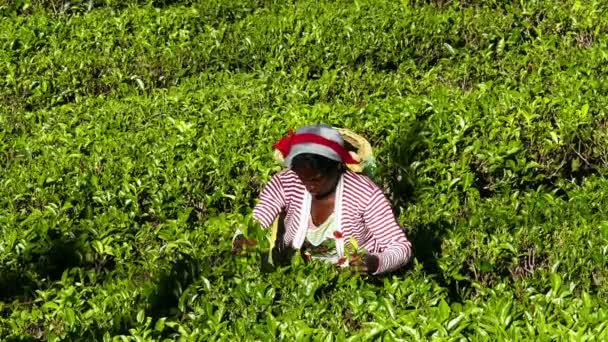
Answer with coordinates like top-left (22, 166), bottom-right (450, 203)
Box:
top-left (363, 187), bottom-right (413, 275)
top-left (252, 173), bottom-right (286, 229)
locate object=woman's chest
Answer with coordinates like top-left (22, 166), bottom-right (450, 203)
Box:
top-left (310, 197), bottom-right (335, 226)
top-left (285, 196), bottom-right (364, 233)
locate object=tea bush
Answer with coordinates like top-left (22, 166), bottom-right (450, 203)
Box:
top-left (1, 0), bottom-right (607, 340)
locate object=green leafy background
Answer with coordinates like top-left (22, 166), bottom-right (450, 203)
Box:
top-left (1, 0), bottom-right (607, 340)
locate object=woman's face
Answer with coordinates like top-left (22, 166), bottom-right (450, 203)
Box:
top-left (292, 163), bottom-right (339, 198)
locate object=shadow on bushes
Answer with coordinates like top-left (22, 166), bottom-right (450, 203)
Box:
top-left (377, 121), bottom-right (469, 302)
top-left (0, 269), bottom-right (38, 302)
top-left (381, 218), bottom-right (467, 303)
top-left (65, 251), bottom-right (210, 340)
top-left (0, 228), bottom-right (114, 302)
top-left (414, 220), bottom-right (470, 302)
top-left (3, 337), bottom-right (40, 342)
top-left (147, 252), bottom-right (203, 320)
top-left (377, 121), bottom-right (426, 217)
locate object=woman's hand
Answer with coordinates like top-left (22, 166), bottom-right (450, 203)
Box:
top-left (349, 254), bottom-right (379, 275)
top-left (232, 234), bottom-right (257, 255)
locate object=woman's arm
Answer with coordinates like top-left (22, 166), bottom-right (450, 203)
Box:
top-left (233, 173), bottom-right (286, 254)
top-left (252, 173), bottom-right (286, 229)
top-left (362, 187), bottom-right (413, 275)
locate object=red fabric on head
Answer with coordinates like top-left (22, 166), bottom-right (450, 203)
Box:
top-left (273, 130), bottom-right (358, 165)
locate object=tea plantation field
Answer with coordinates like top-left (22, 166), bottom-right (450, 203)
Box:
top-left (1, 0), bottom-right (607, 340)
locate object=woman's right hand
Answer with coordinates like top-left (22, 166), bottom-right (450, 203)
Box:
top-left (231, 234), bottom-right (257, 255)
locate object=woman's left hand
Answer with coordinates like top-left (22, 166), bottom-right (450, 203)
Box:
top-left (349, 254), bottom-right (379, 275)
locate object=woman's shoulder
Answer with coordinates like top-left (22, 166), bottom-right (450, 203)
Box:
top-left (343, 170), bottom-right (382, 197)
top-left (271, 169), bottom-right (302, 188)
top-left (273, 169), bottom-right (298, 180)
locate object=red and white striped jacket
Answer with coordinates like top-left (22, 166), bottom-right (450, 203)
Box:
top-left (253, 169), bottom-right (413, 274)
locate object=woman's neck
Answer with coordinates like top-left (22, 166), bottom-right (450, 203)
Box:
top-left (313, 190), bottom-right (335, 201)
top-left (314, 172), bottom-right (342, 200)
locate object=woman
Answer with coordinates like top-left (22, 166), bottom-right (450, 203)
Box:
top-left (233, 125), bottom-right (412, 275)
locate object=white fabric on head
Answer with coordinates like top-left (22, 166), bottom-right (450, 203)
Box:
top-left (284, 124), bottom-right (346, 167)
top-left (295, 124), bottom-right (344, 145)
top-left (284, 143), bottom-right (342, 167)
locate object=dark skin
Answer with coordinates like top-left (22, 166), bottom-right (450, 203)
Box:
top-left (294, 161), bottom-right (337, 224)
top-left (233, 161), bottom-right (379, 275)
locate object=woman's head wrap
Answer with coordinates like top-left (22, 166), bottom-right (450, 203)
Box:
top-left (273, 124), bottom-right (358, 168)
